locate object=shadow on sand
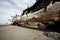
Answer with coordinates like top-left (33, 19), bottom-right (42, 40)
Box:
top-left (16, 25), bottom-right (60, 33)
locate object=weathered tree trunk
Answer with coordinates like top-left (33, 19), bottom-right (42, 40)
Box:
top-left (12, 2), bottom-right (60, 32)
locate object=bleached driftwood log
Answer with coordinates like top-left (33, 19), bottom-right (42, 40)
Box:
top-left (11, 2), bottom-right (60, 31)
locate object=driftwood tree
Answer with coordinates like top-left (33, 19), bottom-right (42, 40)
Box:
top-left (20, 2), bottom-right (60, 31)
top-left (11, 2), bottom-right (60, 32)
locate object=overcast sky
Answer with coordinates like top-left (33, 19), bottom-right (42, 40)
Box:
top-left (0, 0), bottom-right (36, 24)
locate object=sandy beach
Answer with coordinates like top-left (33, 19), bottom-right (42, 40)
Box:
top-left (0, 25), bottom-right (55, 40)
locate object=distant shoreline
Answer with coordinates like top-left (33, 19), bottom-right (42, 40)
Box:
top-left (0, 24), bottom-right (10, 26)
